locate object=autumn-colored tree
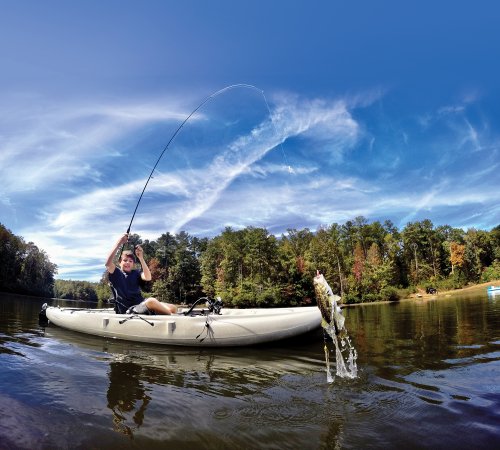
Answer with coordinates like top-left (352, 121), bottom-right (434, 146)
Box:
top-left (366, 243), bottom-right (381, 266)
top-left (148, 257), bottom-right (165, 282)
top-left (352, 242), bottom-right (365, 282)
top-left (450, 242), bottom-right (465, 274)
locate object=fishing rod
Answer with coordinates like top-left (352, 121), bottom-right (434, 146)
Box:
top-left (123, 83), bottom-right (289, 242)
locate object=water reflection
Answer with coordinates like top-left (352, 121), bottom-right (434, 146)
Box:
top-left (107, 358), bottom-right (152, 437)
top-left (0, 293), bottom-right (47, 356)
top-left (40, 324), bottom-right (326, 441)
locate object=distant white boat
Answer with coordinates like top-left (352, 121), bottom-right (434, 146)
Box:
top-left (487, 285), bottom-right (500, 293)
top-left (41, 301), bottom-right (322, 347)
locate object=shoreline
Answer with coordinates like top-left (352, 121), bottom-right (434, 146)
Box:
top-left (408, 279), bottom-right (500, 300)
top-left (342, 280), bottom-right (500, 308)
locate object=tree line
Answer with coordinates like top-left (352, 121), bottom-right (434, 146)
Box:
top-left (0, 223), bottom-right (57, 297)
top-left (2, 219), bottom-right (499, 305)
top-left (98, 217), bottom-right (500, 306)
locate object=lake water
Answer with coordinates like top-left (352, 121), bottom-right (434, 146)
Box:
top-left (0, 290), bottom-right (499, 449)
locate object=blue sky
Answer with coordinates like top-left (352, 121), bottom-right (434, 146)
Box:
top-left (1, 0), bottom-right (499, 281)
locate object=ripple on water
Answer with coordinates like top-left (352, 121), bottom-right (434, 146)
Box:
top-left (221, 372), bottom-right (326, 426)
top-left (239, 401), bottom-right (321, 425)
top-left (0, 328), bottom-right (45, 356)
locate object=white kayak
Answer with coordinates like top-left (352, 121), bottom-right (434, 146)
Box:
top-left (43, 303), bottom-right (322, 347)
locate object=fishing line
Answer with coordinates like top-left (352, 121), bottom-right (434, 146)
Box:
top-left (124, 83), bottom-right (290, 238)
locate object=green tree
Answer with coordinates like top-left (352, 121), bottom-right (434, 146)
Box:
top-left (277, 228), bottom-right (315, 305)
top-left (306, 224), bottom-right (346, 295)
top-left (54, 279), bottom-right (98, 301)
top-left (402, 221), bottom-right (434, 284)
top-left (462, 229), bottom-right (495, 282)
top-left (0, 224), bottom-right (57, 297)
top-left (201, 227), bottom-right (289, 307)
top-left (153, 231), bottom-right (203, 303)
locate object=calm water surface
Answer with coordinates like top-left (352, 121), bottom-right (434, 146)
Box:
top-left (0, 291), bottom-right (499, 449)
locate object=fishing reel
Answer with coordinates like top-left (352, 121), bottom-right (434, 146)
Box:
top-left (206, 296), bottom-right (223, 315)
top-left (183, 296), bottom-right (224, 316)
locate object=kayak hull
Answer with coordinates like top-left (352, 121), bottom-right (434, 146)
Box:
top-left (45, 306), bottom-right (322, 347)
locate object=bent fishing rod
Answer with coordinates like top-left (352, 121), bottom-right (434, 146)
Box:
top-left (121, 83), bottom-right (289, 254)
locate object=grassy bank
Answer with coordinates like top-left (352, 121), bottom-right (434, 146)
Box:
top-left (407, 280), bottom-right (500, 300)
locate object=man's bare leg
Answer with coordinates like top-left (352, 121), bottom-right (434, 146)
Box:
top-left (144, 298), bottom-right (177, 314)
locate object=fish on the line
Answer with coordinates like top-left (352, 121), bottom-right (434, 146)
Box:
top-left (313, 271), bottom-right (345, 335)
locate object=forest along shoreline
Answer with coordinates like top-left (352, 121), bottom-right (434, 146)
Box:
top-left (2, 220), bottom-right (500, 307)
top-left (2, 279), bottom-right (498, 308)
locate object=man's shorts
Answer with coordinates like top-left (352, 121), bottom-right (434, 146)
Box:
top-left (126, 301), bottom-right (154, 315)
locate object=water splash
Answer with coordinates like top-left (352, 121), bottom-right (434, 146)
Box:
top-left (313, 273), bottom-right (358, 383)
top-left (324, 322), bottom-right (358, 382)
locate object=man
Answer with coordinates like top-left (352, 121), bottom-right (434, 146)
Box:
top-left (106, 233), bottom-right (177, 315)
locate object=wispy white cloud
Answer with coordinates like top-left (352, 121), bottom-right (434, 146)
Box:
top-left (461, 118), bottom-right (482, 152)
top-left (272, 94), bottom-right (360, 157)
top-left (0, 94), bottom-right (192, 198)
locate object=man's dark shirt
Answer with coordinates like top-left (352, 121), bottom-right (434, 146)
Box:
top-left (108, 268), bottom-right (144, 314)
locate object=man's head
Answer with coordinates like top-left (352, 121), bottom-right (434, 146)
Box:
top-left (120, 250), bottom-right (136, 273)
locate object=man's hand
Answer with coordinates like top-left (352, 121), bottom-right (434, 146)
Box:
top-left (106, 233), bottom-right (129, 274)
top-left (136, 245), bottom-right (152, 281)
top-left (135, 245), bottom-right (144, 260)
top-left (117, 233), bottom-right (129, 247)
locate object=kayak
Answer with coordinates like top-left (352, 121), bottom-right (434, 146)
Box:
top-left (42, 302), bottom-right (322, 347)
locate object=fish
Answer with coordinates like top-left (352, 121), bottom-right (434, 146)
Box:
top-left (313, 272), bottom-right (345, 335)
